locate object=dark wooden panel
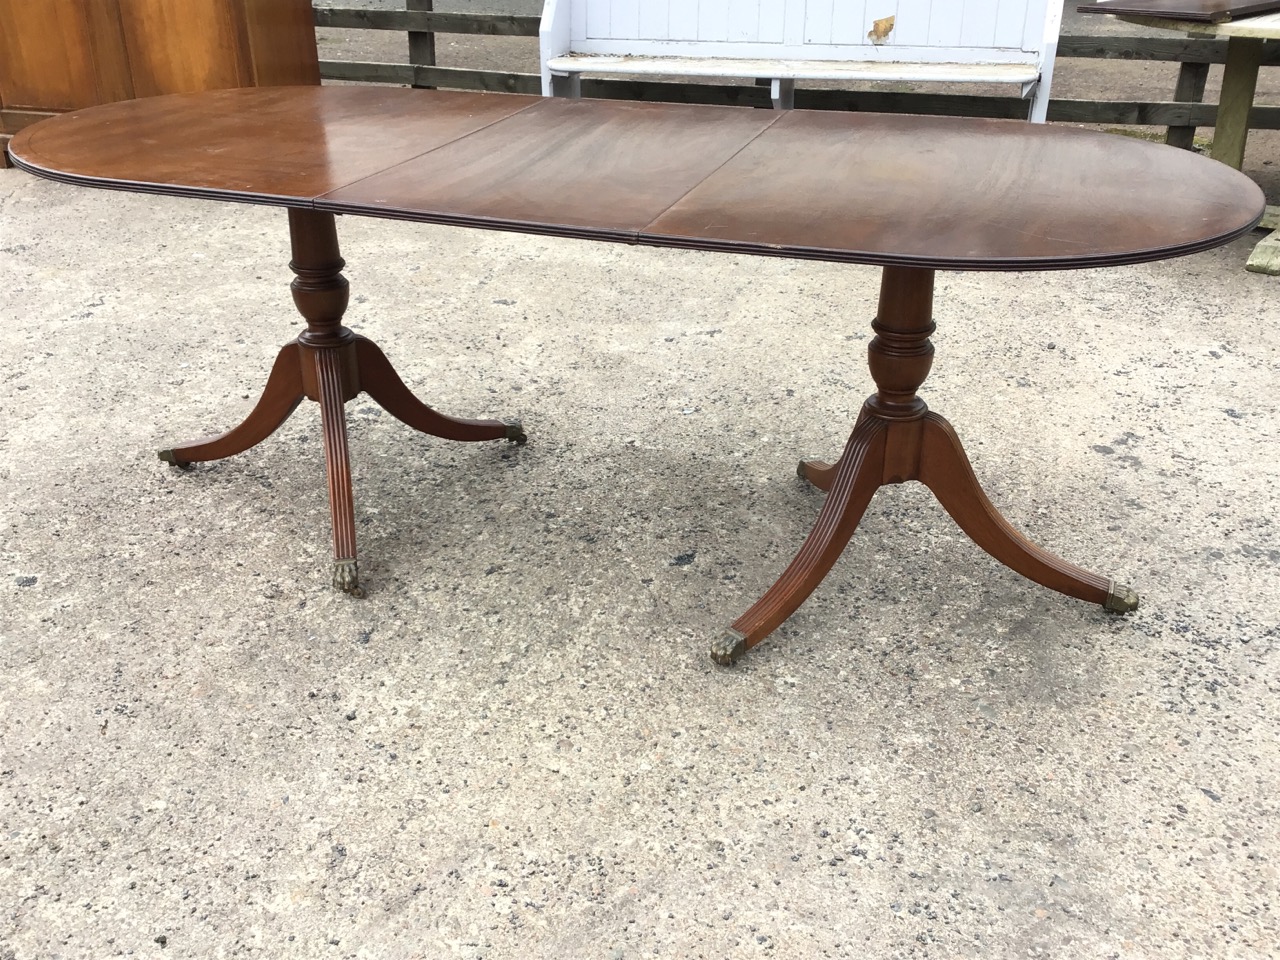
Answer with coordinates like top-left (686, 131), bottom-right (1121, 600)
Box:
top-left (318, 61), bottom-right (417, 84)
top-left (321, 98), bottom-right (779, 235)
top-left (313, 7), bottom-right (540, 36)
top-left (9, 87), bottom-right (539, 205)
top-left (1058, 33), bottom-right (1280, 63)
top-left (1051, 98), bottom-right (1280, 125)
top-left (242, 0), bottom-right (321, 86)
top-left (319, 60), bottom-right (542, 94)
top-left (0, 0), bottom-right (317, 136)
top-left (643, 108), bottom-right (1263, 269)
top-left (84, 0), bottom-right (136, 105)
top-left (0, 2), bottom-right (104, 111)
top-left (582, 79), bottom-right (1280, 127)
top-left (1, 108), bottom-right (56, 131)
top-left (117, 0), bottom-right (253, 97)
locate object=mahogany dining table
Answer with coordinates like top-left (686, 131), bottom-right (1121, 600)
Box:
top-left (8, 86), bottom-right (1264, 663)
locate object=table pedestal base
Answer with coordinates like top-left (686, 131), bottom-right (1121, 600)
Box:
top-left (712, 266), bottom-right (1138, 665)
top-left (158, 209), bottom-right (525, 596)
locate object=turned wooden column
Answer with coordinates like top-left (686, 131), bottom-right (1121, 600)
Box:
top-left (866, 266), bottom-right (934, 420)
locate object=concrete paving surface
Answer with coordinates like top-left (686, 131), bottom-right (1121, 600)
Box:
top-left (2, 144), bottom-right (1279, 959)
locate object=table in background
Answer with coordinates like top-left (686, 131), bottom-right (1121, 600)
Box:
top-left (1102, 9), bottom-right (1280, 270)
top-left (1103, 9), bottom-right (1280, 167)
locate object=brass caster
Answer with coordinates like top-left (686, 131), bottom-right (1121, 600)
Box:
top-left (333, 560), bottom-right (365, 598)
top-left (158, 449), bottom-right (193, 471)
top-left (502, 418), bottom-right (528, 445)
top-left (1103, 582), bottom-right (1139, 614)
top-left (710, 628), bottom-right (748, 666)
top-left (796, 457), bottom-right (829, 478)
top-left (796, 457), bottom-right (833, 481)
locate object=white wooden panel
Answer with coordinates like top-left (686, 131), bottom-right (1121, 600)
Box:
top-left (783, 0), bottom-right (807, 44)
top-left (889, 0), bottom-right (931, 47)
top-left (669, 0), bottom-right (699, 40)
top-left (1022, 0), bottom-right (1051, 52)
top-left (699, 0), bottom-right (731, 41)
top-left (610, 0), bottom-right (640, 38)
top-left (570, 0), bottom-right (586, 41)
top-left (927, 1), bottom-right (965, 47)
top-left (585, 0), bottom-right (610, 39)
top-left (994, 0), bottom-right (1030, 49)
top-left (804, 0), bottom-right (834, 44)
top-left (759, 0), bottom-right (787, 43)
top-left (830, 0), bottom-right (868, 45)
top-left (566, 0), bottom-right (1050, 54)
top-left (728, 0), bottom-right (761, 42)
top-left (960, 0), bottom-right (999, 48)
top-left (638, 1), bottom-right (670, 40)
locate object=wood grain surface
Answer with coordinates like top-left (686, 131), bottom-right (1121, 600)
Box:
top-left (10, 86), bottom-right (539, 205)
top-left (641, 107), bottom-right (1265, 268)
top-left (323, 97), bottom-right (776, 237)
top-left (9, 85), bottom-right (1265, 269)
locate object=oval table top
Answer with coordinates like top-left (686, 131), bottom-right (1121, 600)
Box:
top-left (9, 85), bottom-right (1265, 271)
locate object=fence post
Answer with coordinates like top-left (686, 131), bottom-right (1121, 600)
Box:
top-left (407, 0), bottom-right (435, 89)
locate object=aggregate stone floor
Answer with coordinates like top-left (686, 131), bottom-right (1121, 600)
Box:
top-left (1, 161), bottom-right (1278, 959)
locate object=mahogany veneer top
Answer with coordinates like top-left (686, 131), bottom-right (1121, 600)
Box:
top-left (9, 86), bottom-right (1264, 271)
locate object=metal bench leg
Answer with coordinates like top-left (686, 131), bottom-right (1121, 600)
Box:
top-left (550, 73), bottom-right (582, 98)
top-left (770, 78), bottom-right (795, 110)
top-left (1025, 79), bottom-right (1049, 123)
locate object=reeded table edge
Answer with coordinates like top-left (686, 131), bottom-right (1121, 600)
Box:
top-left (8, 152), bottom-right (312, 210)
top-left (11, 137), bottom-right (1267, 272)
top-left (631, 215), bottom-right (1267, 271)
top-left (316, 195), bottom-right (1266, 272)
top-left (312, 198), bottom-right (643, 246)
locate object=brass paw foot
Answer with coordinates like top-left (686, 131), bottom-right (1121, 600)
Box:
top-left (333, 560), bottom-right (365, 598)
top-left (795, 458), bottom-right (834, 489)
top-left (502, 418), bottom-right (528, 445)
top-left (1104, 582), bottom-right (1139, 614)
top-left (710, 628), bottom-right (748, 666)
top-left (158, 449), bottom-right (193, 470)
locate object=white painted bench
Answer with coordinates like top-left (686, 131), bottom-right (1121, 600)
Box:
top-left (539, 0), bottom-right (1063, 120)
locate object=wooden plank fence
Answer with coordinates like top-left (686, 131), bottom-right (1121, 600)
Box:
top-left (312, 4), bottom-right (1280, 129)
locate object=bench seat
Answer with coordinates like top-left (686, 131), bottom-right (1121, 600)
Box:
top-left (545, 54), bottom-right (1041, 86)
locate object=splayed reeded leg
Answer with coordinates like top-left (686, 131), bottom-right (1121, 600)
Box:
top-left (314, 347), bottom-right (362, 596)
top-left (159, 209), bottom-right (525, 594)
top-left (716, 265), bottom-right (1137, 664)
top-left (795, 400), bottom-right (873, 492)
top-left (158, 342), bottom-right (304, 468)
top-left (918, 411), bottom-right (1136, 612)
top-left (354, 335), bottom-right (525, 444)
top-left (713, 420), bottom-right (887, 665)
